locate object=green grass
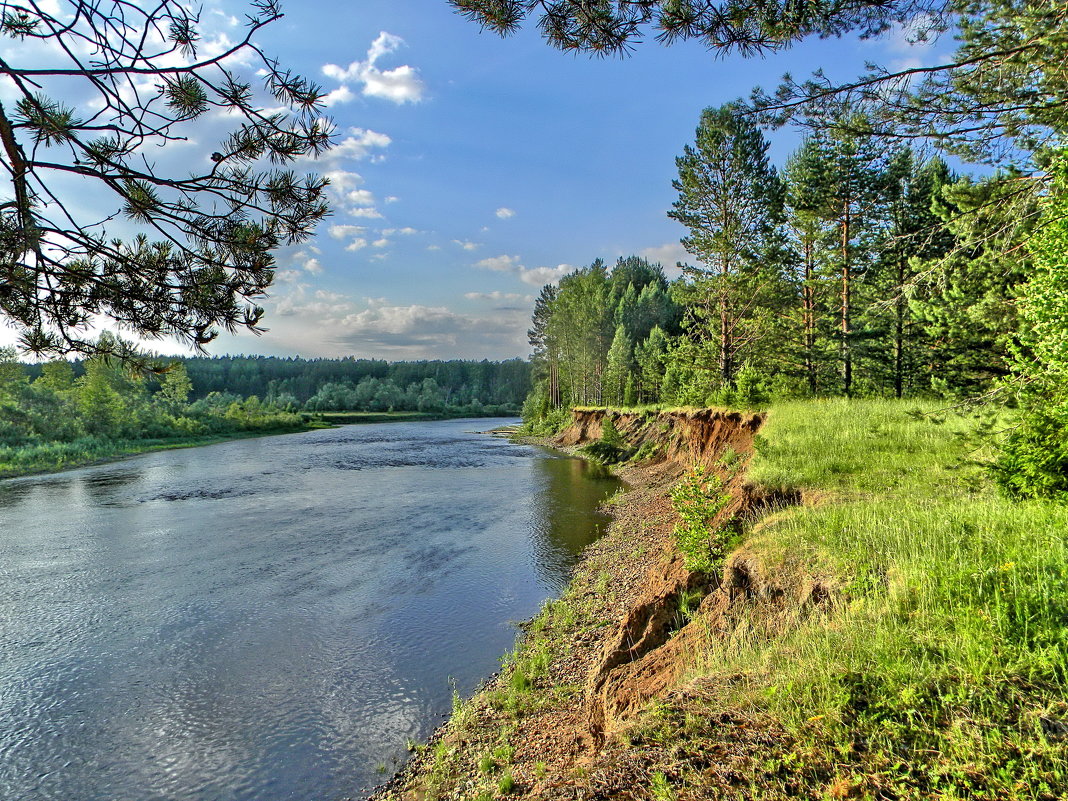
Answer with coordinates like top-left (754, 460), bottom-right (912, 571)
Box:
top-left (657, 399), bottom-right (1068, 798)
top-left (746, 398), bottom-right (995, 497)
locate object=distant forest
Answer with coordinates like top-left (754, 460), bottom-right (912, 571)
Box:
top-left (178, 356), bottom-right (532, 413)
top-left (22, 356), bottom-right (532, 416)
top-left (1, 350), bottom-right (532, 477)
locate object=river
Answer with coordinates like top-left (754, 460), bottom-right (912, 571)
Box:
top-left (0, 419), bottom-right (618, 801)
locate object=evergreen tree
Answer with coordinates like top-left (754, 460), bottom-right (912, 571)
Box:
top-left (801, 126), bottom-right (888, 396)
top-left (636, 327), bottom-right (670, 403)
top-left (862, 151), bottom-right (955, 397)
top-left (911, 174), bottom-right (1034, 396)
top-left (0, 1), bottom-right (330, 357)
top-left (669, 103), bottom-right (784, 386)
top-left (783, 139), bottom-right (836, 394)
top-left (997, 151), bottom-right (1068, 499)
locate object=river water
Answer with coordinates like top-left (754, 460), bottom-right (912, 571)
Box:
top-left (0, 419), bottom-right (618, 801)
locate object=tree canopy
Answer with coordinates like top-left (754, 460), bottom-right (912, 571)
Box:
top-left (0, 0), bottom-right (331, 357)
top-left (448, 0), bottom-right (940, 56)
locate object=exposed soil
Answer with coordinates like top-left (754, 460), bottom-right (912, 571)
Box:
top-left (372, 409), bottom-right (806, 801)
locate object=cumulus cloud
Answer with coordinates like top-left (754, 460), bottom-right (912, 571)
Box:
top-left (474, 254), bottom-right (574, 286)
top-left (303, 258), bottom-right (323, 274)
top-left (331, 128), bottom-right (392, 161)
top-left (348, 208), bottom-right (384, 219)
top-left (322, 166), bottom-right (387, 220)
top-left (321, 32), bottom-right (426, 106)
top-left (453, 239), bottom-right (481, 251)
top-left (328, 224), bottom-right (366, 239)
top-left (518, 265), bottom-right (573, 286)
top-left (495, 207), bottom-right (516, 219)
top-left (320, 85), bottom-right (355, 107)
top-left (475, 254), bottom-right (522, 272)
top-left (638, 242), bottom-right (691, 277)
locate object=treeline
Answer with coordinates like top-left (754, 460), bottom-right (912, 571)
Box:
top-left (525, 115), bottom-right (1027, 425)
top-left (177, 356), bottom-right (531, 415)
top-left (0, 345), bottom-right (304, 476)
top-left (22, 356), bottom-right (532, 417)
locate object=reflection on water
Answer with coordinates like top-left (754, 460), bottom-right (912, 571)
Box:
top-left (0, 419), bottom-right (618, 801)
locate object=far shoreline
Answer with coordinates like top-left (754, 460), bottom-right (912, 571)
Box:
top-left (0, 411), bottom-right (523, 483)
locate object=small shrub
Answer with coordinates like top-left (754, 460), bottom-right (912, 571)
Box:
top-left (631, 440), bottom-right (663, 462)
top-left (994, 404), bottom-right (1068, 500)
top-left (581, 416), bottom-right (632, 464)
top-left (671, 466), bottom-right (732, 572)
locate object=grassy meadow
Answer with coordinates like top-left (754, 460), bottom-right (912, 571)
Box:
top-left (637, 399), bottom-right (1068, 798)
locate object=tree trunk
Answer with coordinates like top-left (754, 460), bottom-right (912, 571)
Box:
top-left (720, 254), bottom-right (733, 386)
top-left (894, 253), bottom-right (905, 399)
top-left (841, 205), bottom-right (852, 397)
top-left (803, 238), bottom-right (817, 395)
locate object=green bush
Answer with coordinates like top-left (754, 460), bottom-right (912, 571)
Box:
top-left (995, 404), bottom-right (1068, 500)
top-left (581, 416), bottom-right (632, 464)
top-left (670, 466), bottom-right (732, 572)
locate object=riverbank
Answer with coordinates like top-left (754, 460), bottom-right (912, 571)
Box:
top-left (0, 424), bottom-right (321, 481)
top-left (0, 412), bottom-right (522, 482)
top-left (375, 400), bottom-right (1068, 800)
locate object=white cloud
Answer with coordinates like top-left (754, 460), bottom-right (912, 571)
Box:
top-left (385, 196), bottom-right (400, 204)
top-left (382, 227), bottom-right (420, 236)
top-left (475, 254), bottom-right (522, 272)
top-left (518, 265), bottom-right (573, 286)
top-left (320, 85), bottom-right (355, 107)
top-left (322, 166), bottom-right (383, 220)
top-left (345, 238), bottom-right (369, 252)
top-left (452, 239), bottom-right (481, 251)
top-left (638, 242), bottom-right (691, 277)
top-left (363, 64), bottom-right (425, 105)
top-left (331, 128), bottom-right (392, 162)
top-left (321, 32), bottom-right (426, 106)
top-left (495, 207), bottom-right (516, 219)
top-left (474, 254), bottom-right (574, 286)
top-left (303, 258), bottom-right (323, 274)
top-left (346, 189), bottom-right (377, 207)
top-left (328, 224), bottom-right (366, 239)
top-left (372, 238), bottom-right (391, 248)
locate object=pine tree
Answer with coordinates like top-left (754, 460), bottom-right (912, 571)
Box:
top-left (783, 139), bottom-right (835, 394)
top-left (669, 103), bottom-right (784, 387)
top-left (800, 126), bottom-right (888, 396)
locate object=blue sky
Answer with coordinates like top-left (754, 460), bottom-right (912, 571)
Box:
top-left (2, 0), bottom-right (944, 361)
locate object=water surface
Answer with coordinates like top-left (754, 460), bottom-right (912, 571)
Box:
top-left (0, 419), bottom-right (617, 801)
